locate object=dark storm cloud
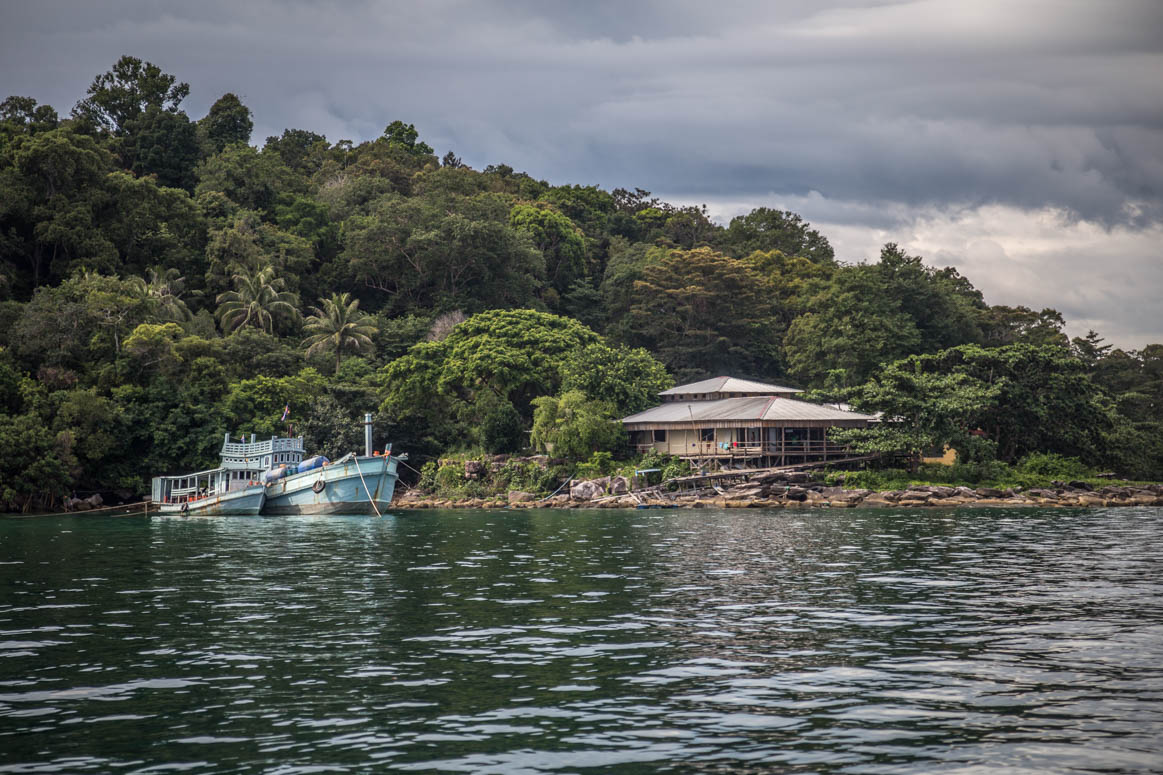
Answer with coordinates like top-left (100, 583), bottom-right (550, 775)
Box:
top-left (3, 0), bottom-right (1161, 224)
top-left (2, 1), bottom-right (1162, 344)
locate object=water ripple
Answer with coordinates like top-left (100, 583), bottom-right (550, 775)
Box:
top-left (1, 507), bottom-right (1162, 773)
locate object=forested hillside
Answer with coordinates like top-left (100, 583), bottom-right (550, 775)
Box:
top-left (1, 57), bottom-right (1159, 510)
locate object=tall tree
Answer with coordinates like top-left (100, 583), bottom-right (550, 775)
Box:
top-left (120, 106), bottom-right (200, 190)
top-left (200, 93), bottom-right (253, 153)
top-left (302, 292), bottom-right (377, 372)
top-left (216, 264), bottom-right (300, 335)
top-left (380, 120), bottom-right (434, 156)
top-left (72, 55), bottom-right (189, 134)
top-left (509, 203), bottom-right (587, 296)
top-left (721, 208), bottom-right (834, 263)
top-left (627, 247), bottom-right (780, 382)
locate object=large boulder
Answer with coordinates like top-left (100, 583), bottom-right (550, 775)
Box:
top-left (609, 476), bottom-right (630, 495)
top-left (464, 460), bottom-right (487, 479)
top-left (570, 480), bottom-right (605, 501)
top-left (85, 493), bottom-right (104, 508)
top-left (508, 490), bottom-right (536, 504)
top-left (783, 486), bottom-right (808, 502)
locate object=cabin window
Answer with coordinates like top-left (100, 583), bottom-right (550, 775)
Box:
top-left (653, 430), bottom-right (667, 443)
top-left (699, 428), bottom-right (714, 442)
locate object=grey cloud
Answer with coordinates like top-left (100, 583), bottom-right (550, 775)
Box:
top-left (1, 0), bottom-right (1161, 344)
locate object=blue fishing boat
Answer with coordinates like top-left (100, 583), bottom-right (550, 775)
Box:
top-left (261, 452), bottom-right (399, 515)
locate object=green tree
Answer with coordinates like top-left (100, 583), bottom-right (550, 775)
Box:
top-left (222, 368), bottom-right (327, 438)
top-left (509, 203), bottom-right (587, 295)
top-left (627, 247), bottom-right (780, 382)
top-left (130, 267), bottom-right (193, 323)
top-left (530, 390), bottom-right (625, 460)
top-left (841, 355), bottom-right (1001, 470)
top-left (216, 264), bottom-right (300, 335)
top-left (380, 120), bottom-right (434, 156)
top-left (560, 342), bottom-right (673, 415)
top-left (121, 106), bottom-right (200, 190)
top-left (0, 96), bottom-right (59, 139)
top-left (978, 305), bottom-right (1070, 347)
top-left (720, 207), bottom-right (834, 263)
top-left (302, 292), bottom-right (377, 373)
top-left (0, 126), bottom-right (115, 286)
top-left (195, 143), bottom-right (303, 213)
top-left (73, 55), bottom-right (190, 134)
top-left (200, 93), bottom-right (253, 153)
top-left (784, 264), bottom-right (921, 387)
top-left (342, 192), bottom-right (543, 314)
top-left (264, 128), bottom-right (329, 174)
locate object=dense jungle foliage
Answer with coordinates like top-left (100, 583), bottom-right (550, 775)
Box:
top-left (1, 56), bottom-right (1160, 510)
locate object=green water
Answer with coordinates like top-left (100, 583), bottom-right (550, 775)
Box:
top-left (2, 507), bottom-right (1162, 773)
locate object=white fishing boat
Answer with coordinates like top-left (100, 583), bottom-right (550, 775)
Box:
top-left (150, 466), bottom-right (266, 516)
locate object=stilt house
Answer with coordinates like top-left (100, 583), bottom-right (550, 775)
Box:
top-left (621, 376), bottom-right (876, 468)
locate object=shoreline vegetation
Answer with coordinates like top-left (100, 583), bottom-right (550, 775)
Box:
top-left (389, 452), bottom-right (1163, 511)
top-left (1, 56), bottom-right (1161, 514)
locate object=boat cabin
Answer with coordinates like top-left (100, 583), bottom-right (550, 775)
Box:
top-left (220, 433), bottom-right (305, 490)
top-left (151, 468), bottom-right (233, 506)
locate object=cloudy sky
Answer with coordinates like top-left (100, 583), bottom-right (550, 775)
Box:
top-left (3, 0), bottom-right (1162, 347)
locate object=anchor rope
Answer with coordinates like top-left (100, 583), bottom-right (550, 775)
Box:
top-left (355, 455), bottom-right (383, 518)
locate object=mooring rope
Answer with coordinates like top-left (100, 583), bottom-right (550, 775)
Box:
top-left (355, 456), bottom-right (383, 518)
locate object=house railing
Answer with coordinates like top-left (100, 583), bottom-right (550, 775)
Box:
top-left (635, 441), bottom-right (852, 457)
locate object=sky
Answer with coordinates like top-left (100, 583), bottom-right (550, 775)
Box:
top-left (2, 0), bottom-right (1162, 347)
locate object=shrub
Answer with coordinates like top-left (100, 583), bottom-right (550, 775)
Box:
top-left (1017, 453), bottom-right (1090, 479)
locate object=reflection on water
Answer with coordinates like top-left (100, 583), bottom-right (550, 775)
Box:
top-left (2, 508), bottom-right (1162, 773)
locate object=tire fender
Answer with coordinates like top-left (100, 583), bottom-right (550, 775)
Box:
top-left (312, 479), bottom-right (326, 494)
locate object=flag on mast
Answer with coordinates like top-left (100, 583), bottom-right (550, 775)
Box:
top-left (281, 404), bottom-right (290, 422)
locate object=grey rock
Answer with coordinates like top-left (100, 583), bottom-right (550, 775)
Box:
top-left (609, 476), bottom-right (630, 495)
top-left (570, 480), bottom-right (604, 501)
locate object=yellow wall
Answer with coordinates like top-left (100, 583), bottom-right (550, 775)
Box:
top-left (921, 445), bottom-right (958, 466)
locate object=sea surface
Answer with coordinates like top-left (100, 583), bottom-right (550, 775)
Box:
top-left (2, 507), bottom-right (1162, 774)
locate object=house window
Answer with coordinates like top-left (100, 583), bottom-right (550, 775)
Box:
top-left (699, 428), bottom-right (715, 442)
top-left (653, 430), bottom-right (667, 443)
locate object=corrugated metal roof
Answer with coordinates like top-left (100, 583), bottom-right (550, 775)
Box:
top-left (622, 396), bottom-right (877, 424)
top-left (659, 376), bottom-right (802, 395)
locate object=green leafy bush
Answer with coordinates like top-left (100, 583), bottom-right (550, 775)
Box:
top-left (1017, 453), bottom-right (1090, 479)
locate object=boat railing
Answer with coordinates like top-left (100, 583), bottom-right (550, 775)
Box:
top-left (221, 437), bottom-right (304, 457)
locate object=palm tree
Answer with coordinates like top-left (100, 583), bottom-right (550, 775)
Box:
top-left (132, 266), bottom-right (193, 323)
top-left (216, 265), bottom-right (300, 334)
top-left (302, 292), bottom-right (377, 372)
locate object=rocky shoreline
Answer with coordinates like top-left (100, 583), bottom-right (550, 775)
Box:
top-left (395, 470), bottom-right (1163, 510)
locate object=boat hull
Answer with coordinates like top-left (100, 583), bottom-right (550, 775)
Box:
top-left (154, 486), bottom-right (266, 516)
top-left (262, 455), bottom-right (398, 515)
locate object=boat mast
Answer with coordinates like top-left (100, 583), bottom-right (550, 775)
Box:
top-left (364, 412), bottom-right (373, 457)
